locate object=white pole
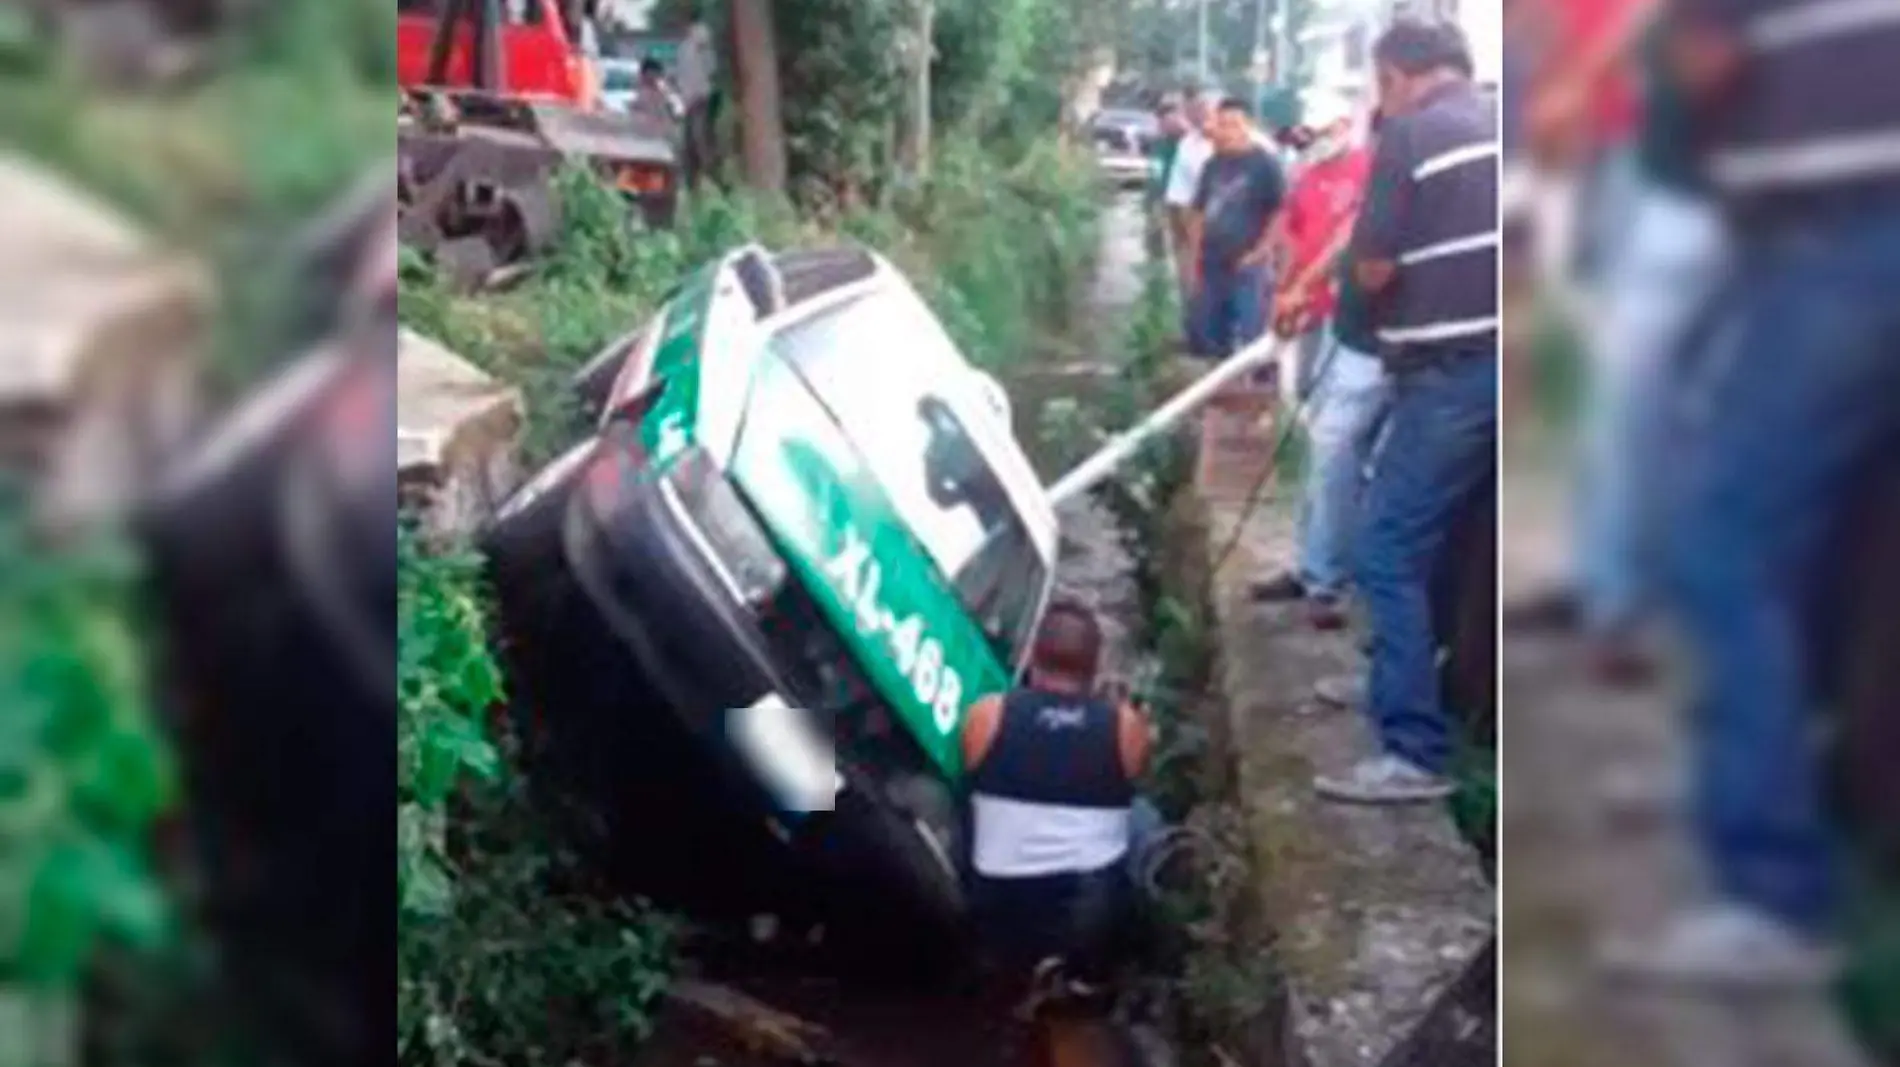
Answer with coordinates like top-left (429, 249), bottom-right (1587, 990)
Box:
top-left (1197, 0), bottom-right (1209, 82)
top-left (1274, 0), bottom-right (1291, 101)
top-left (1254, 0), bottom-right (1269, 105)
top-left (1046, 332), bottom-right (1290, 508)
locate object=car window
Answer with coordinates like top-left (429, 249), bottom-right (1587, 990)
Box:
top-left (769, 292), bottom-right (1047, 665)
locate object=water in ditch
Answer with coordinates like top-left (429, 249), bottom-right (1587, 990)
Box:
top-left (631, 193), bottom-right (1162, 1067)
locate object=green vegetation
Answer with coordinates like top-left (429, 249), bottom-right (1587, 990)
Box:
top-left (0, 504), bottom-right (177, 1053)
top-left (1047, 258), bottom-right (1285, 1060)
top-left (1843, 882), bottom-right (1900, 1060)
top-left (0, 1), bottom-right (391, 388)
top-left (400, 136), bottom-right (1101, 467)
top-left (397, 530), bottom-right (677, 1063)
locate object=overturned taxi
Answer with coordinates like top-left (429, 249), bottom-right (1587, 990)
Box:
top-left (482, 244), bottom-right (1054, 949)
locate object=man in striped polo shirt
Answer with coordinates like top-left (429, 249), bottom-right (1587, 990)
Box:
top-left (1312, 19), bottom-right (1498, 805)
top-left (1598, 0), bottom-right (1900, 987)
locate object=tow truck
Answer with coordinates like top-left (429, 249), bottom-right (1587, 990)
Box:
top-left (396, 0), bottom-right (680, 287)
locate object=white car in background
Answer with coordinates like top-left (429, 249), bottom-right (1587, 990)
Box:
top-left (1087, 107), bottom-right (1157, 188)
top-left (597, 57), bottom-right (643, 115)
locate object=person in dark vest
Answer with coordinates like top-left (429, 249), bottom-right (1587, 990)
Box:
top-left (959, 601), bottom-right (1157, 978)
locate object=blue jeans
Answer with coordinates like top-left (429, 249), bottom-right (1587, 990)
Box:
top-left (1575, 176), bottom-right (1729, 632)
top-left (1188, 258), bottom-right (1268, 359)
top-left (1663, 207), bottom-right (1900, 934)
top-left (1575, 145), bottom-right (1646, 289)
top-left (1297, 331), bottom-right (1391, 597)
top-left (1354, 352), bottom-right (1497, 773)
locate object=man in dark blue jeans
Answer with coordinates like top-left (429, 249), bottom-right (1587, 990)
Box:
top-left (1184, 97), bottom-right (1285, 362)
top-left (1596, 0), bottom-right (1900, 987)
top-left (1313, 19), bottom-right (1498, 804)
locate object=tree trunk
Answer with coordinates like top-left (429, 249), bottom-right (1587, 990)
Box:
top-left (899, 0), bottom-right (933, 178)
top-left (728, 0), bottom-right (786, 194)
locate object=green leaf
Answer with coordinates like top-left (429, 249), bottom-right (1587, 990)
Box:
top-left (13, 842), bottom-right (103, 986)
top-left (68, 727), bottom-right (176, 830)
top-left (401, 854), bottom-right (454, 920)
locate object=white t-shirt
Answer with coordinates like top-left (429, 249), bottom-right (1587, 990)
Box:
top-left (1163, 130), bottom-right (1212, 208)
top-left (676, 21), bottom-right (715, 105)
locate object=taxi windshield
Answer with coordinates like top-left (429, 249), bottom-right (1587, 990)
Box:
top-left (768, 291), bottom-right (1045, 665)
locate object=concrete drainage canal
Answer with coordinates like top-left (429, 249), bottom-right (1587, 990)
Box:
top-left (413, 193), bottom-right (1310, 1067)
top-left (614, 194), bottom-right (1292, 1067)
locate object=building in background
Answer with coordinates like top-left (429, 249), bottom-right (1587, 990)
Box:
top-left (1300, 0), bottom-right (1500, 122)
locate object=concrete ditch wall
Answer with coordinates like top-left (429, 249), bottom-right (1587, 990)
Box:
top-left (0, 153), bottom-right (210, 531)
top-left (1189, 422), bottom-right (1494, 1067)
top-left (396, 327), bottom-right (525, 538)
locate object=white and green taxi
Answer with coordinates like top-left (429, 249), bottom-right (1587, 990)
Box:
top-left (482, 244), bottom-right (1058, 943)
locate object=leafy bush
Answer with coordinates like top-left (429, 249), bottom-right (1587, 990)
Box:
top-left (0, 498), bottom-right (181, 1061)
top-left (0, 526), bottom-right (174, 986)
top-left (397, 530), bottom-right (676, 1065)
top-left (775, 0), bottom-right (911, 204)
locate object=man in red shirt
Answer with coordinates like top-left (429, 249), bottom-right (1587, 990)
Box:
top-left (1249, 90), bottom-right (1386, 632)
top-left (1273, 91), bottom-right (1374, 386)
top-left (1526, 0), bottom-right (1651, 297)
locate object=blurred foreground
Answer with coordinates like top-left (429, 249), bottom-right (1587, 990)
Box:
top-left (1502, 0), bottom-right (1899, 1063)
top-left (1, 3), bottom-right (391, 1064)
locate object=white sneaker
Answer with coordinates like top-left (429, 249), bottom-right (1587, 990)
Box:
top-left (1313, 674), bottom-right (1365, 710)
top-left (1598, 903), bottom-right (1842, 989)
top-left (1313, 755), bottom-right (1455, 804)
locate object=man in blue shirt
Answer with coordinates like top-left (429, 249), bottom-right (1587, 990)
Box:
top-left (1183, 98), bottom-right (1286, 361)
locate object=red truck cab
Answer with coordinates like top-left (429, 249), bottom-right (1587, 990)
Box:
top-left (396, 0), bottom-right (598, 107)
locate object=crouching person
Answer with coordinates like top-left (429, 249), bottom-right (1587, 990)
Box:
top-left (959, 601), bottom-right (1166, 983)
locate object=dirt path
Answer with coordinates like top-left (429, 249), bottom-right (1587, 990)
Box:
top-left (1499, 456), bottom-right (1873, 1067)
